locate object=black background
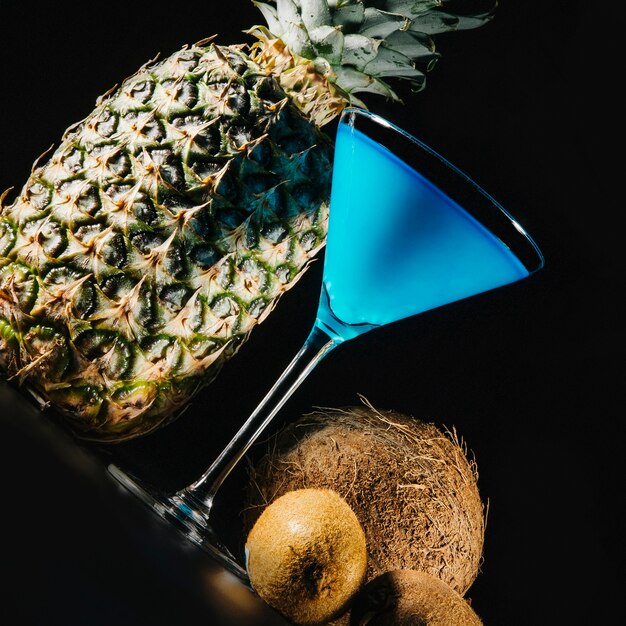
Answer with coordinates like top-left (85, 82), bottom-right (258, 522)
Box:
top-left (0, 2), bottom-right (618, 624)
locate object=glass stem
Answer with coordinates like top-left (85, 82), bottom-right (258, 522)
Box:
top-left (178, 324), bottom-right (337, 513)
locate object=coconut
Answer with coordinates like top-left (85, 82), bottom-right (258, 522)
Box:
top-left (243, 402), bottom-right (485, 595)
top-left (349, 569), bottom-right (483, 625)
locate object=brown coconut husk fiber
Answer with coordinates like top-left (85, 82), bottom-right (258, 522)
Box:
top-left (243, 399), bottom-right (486, 596)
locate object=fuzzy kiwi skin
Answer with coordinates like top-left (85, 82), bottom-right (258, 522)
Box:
top-left (245, 488), bottom-right (368, 626)
top-left (349, 569), bottom-right (483, 626)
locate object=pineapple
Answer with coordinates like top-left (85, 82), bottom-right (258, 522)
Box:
top-left (0, 1), bottom-right (494, 441)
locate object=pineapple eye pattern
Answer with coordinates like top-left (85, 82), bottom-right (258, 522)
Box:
top-left (126, 78), bottom-right (154, 105)
top-left (0, 221), bottom-right (16, 256)
top-left (0, 42), bottom-right (331, 439)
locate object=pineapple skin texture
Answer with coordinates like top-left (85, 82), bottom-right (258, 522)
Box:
top-left (0, 42), bottom-right (332, 441)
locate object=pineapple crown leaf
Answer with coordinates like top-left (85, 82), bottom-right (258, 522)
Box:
top-left (252, 0), bottom-right (496, 100)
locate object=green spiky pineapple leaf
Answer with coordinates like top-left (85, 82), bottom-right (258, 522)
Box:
top-left (254, 0), bottom-right (496, 100)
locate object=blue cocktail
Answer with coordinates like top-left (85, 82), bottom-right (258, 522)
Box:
top-left (318, 120), bottom-right (534, 341)
top-left (109, 107), bottom-right (544, 579)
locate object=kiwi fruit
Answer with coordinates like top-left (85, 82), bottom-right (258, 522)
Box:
top-left (245, 488), bottom-right (368, 626)
top-left (349, 569), bottom-right (483, 625)
top-left (243, 403), bottom-right (485, 595)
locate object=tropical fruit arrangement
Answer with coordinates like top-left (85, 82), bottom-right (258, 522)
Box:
top-left (0, 1), bottom-right (494, 441)
top-left (243, 402), bottom-right (487, 625)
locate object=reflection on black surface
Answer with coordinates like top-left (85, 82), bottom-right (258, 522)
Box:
top-left (0, 382), bottom-right (286, 625)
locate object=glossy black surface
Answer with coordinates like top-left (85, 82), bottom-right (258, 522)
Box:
top-left (0, 3), bottom-right (618, 624)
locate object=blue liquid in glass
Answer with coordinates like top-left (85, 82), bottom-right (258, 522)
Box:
top-left (316, 123), bottom-right (529, 342)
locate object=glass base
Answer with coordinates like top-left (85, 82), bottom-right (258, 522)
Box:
top-left (105, 327), bottom-right (338, 589)
top-left (107, 464), bottom-right (248, 582)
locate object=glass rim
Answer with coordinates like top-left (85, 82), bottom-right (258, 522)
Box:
top-left (339, 107), bottom-right (545, 275)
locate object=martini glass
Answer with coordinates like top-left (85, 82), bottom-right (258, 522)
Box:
top-left (109, 107), bottom-right (544, 581)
